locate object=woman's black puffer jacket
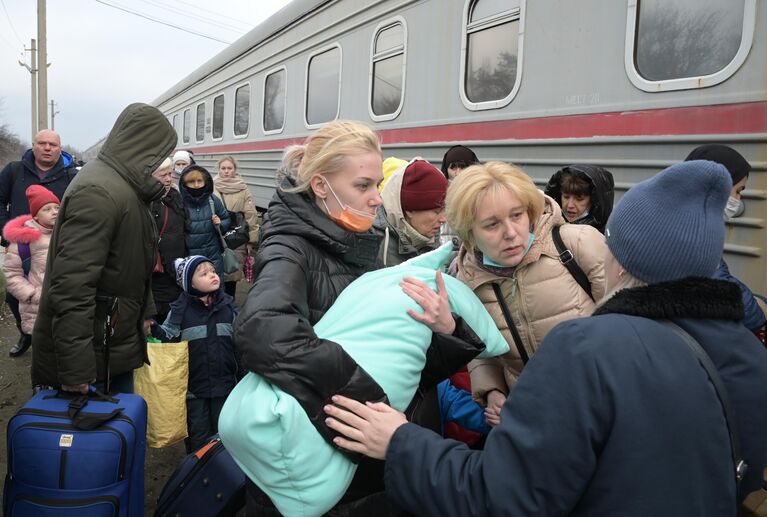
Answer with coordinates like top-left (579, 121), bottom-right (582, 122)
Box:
top-left (234, 178), bottom-right (388, 449)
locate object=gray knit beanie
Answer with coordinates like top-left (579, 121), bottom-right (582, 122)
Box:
top-left (605, 160), bottom-right (731, 284)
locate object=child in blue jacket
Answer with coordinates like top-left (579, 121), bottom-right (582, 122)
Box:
top-left (152, 255), bottom-right (239, 451)
top-left (438, 379), bottom-right (490, 435)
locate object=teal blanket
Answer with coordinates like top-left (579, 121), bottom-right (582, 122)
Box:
top-left (219, 244), bottom-right (508, 516)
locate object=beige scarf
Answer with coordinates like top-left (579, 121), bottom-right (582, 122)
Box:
top-left (213, 174), bottom-right (248, 194)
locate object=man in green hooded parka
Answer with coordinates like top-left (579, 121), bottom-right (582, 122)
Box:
top-left (32, 103), bottom-right (177, 394)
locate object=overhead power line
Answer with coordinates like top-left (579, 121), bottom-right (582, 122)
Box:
top-left (136, 0), bottom-right (247, 34)
top-left (0, 28), bottom-right (18, 51)
top-left (93, 0), bottom-right (233, 44)
top-left (0, 0), bottom-right (25, 46)
top-left (139, 0), bottom-right (252, 33)
top-left (164, 0), bottom-right (254, 30)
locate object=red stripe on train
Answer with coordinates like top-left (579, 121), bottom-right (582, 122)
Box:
top-left (188, 101), bottom-right (767, 155)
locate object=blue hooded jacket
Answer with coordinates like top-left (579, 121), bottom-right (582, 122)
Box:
top-left (178, 165), bottom-right (230, 277)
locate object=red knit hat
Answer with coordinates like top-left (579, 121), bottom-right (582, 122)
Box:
top-left (26, 185), bottom-right (61, 217)
top-left (400, 160), bottom-right (448, 211)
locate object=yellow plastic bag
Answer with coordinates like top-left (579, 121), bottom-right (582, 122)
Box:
top-left (134, 340), bottom-right (189, 448)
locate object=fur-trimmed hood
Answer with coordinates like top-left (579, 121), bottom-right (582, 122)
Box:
top-left (1, 215), bottom-right (50, 244)
top-left (593, 277), bottom-right (744, 321)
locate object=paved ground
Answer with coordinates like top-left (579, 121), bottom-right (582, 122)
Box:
top-left (0, 281), bottom-right (252, 515)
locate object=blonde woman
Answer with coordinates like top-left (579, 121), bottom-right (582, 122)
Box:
top-left (213, 155), bottom-right (261, 296)
top-left (235, 120), bottom-right (475, 515)
top-left (448, 162), bottom-right (606, 426)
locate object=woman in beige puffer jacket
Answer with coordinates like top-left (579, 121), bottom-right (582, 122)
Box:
top-left (213, 156), bottom-right (261, 295)
top-left (447, 161), bottom-right (606, 426)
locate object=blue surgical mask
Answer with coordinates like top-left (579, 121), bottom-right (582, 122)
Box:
top-left (573, 209), bottom-right (589, 221)
top-left (483, 233), bottom-right (535, 267)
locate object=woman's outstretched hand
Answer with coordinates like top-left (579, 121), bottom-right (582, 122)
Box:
top-left (324, 395), bottom-right (407, 460)
top-left (401, 270), bottom-right (456, 335)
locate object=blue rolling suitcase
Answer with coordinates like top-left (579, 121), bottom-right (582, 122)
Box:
top-left (3, 389), bottom-right (147, 516)
top-left (154, 435), bottom-right (246, 517)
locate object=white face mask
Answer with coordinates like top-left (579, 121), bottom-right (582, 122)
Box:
top-left (724, 196), bottom-right (744, 219)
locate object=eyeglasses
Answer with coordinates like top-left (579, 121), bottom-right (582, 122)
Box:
top-left (449, 161), bottom-right (468, 170)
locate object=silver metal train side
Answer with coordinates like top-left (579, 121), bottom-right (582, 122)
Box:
top-left (153, 0), bottom-right (767, 292)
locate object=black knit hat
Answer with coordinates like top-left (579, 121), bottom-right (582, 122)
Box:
top-left (440, 145), bottom-right (479, 178)
top-left (685, 144), bottom-right (751, 185)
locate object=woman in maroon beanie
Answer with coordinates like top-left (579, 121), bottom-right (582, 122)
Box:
top-left (373, 158), bottom-right (449, 266)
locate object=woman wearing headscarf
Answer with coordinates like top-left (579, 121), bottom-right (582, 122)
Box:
top-left (374, 159), bottom-right (448, 266)
top-left (544, 165), bottom-right (615, 234)
top-left (171, 150), bottom-right (195, 189)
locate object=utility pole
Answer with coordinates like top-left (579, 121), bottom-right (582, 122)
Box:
top-left (18, 39), bottom-right (38, 142)
top-left (50, 100), bottom-right (59, 130)
top-left (37, 0), bottom-right (48, 130)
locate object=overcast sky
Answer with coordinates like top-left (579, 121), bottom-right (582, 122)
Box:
top-left (0, 0), bottom-right (292, 152)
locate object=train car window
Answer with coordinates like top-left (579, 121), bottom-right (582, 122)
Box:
top-left (370, 18), bottom-right (406, 121)
top-left (212, 95), bottom-right (224, 140)
top-left (461, 0), bottom-right (524, 110)
top-left (626, 0), bottom-right (756, 91)
top-left (182, 109), bottom-right (191, 144)
top-left (172, 114), bottom-right (178, 136)
top-left (470, 0), bottom-right (519, 21)
top-left (195, 102), bottom-right (206, 143)
top-left (234, 83), bottom-right (250, 137)
top-left (305, 45), bottom-right (341, 127)
top-left (263, 68), bottom-right (287, 133)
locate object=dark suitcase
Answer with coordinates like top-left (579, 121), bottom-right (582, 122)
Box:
top-left (3, 389), bottom-right (147, 517)
top-left (155, 435), bottom-right (246, 517)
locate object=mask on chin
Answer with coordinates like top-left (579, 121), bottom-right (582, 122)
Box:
top-left (320, 177), bottom-right (375, 233)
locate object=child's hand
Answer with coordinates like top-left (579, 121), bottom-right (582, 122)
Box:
top-left (212, 215), bottom-right (221, 225)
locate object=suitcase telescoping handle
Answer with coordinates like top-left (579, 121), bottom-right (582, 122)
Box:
top-left (44, 388), bottom-right (123, 430)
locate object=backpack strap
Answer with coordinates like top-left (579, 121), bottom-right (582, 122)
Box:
top-left (551, 225), bottom-right (594, 301)
top-left (492, 283), bottom-right (530, 364)
top-left (208, 197), bottom-right (228, 251)
top-left (660, 320), bottom-right (747, 487)
top-left (17, 242), bottom-right (31, 279)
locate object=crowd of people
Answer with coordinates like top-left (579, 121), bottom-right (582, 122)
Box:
top-left (1, 104), bottom-right (766, 515)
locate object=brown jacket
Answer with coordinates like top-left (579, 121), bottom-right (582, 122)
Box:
top-left (459, 196), bottom-right (606, 402)
top-left (214, 186), bottom-right (261, 282)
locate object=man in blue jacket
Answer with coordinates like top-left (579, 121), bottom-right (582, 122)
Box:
top-left (0, 129), bottom-right (76, 356)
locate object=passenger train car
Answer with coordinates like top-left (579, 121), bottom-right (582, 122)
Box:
top-left (153, 0), bottom-right (766, 292)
